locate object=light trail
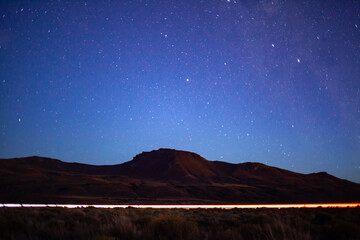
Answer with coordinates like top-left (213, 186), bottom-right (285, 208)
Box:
top-left (0, 203), bottom-right (359, 209)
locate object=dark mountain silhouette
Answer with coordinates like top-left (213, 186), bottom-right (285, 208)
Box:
top-left (1, 148), bottom-right (359, 204)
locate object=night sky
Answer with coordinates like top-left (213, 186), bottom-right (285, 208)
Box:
top-left (1, 0), bottom-right (359, 182)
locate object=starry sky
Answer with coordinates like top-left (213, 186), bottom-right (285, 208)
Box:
top-left (1, 0), bottom-right (359, 182)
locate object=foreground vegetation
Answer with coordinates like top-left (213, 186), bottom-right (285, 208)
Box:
top-left (1, 207), bottom-right (359, 240)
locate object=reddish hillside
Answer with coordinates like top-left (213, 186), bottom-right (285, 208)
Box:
top-left (119, 149), bottom-right (216, 182)
top-left (0, 149), bottom-right (359, 204)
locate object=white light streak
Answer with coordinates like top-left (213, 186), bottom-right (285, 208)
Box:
top-left (0, 203), bottom-right (358, 209)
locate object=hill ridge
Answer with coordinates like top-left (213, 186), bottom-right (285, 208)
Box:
top-left (1, 148), bottom-right (360, 204)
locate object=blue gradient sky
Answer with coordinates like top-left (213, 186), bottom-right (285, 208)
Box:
top-left (1, 0), bottom-right (359, 182)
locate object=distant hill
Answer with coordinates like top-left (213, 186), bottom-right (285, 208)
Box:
top-left (1, 148), bottom-right (359, 204)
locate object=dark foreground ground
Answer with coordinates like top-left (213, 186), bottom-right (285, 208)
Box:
top-left (1, 207), bottom-right (359, 240)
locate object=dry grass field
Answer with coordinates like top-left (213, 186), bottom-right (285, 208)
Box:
top-left (1, 207), bottom-right (359, 240)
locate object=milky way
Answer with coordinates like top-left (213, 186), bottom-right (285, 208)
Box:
top-left (0, 0), bottom-right (359, 182)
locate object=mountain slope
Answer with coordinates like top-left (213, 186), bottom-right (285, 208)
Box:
top-left (119, 149), bottom-right (216, 182)
top-left (0, 149), bottom-right (359, 204)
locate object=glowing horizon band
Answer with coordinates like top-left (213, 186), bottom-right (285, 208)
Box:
top-left (1, 203), bottom-right (359, 209)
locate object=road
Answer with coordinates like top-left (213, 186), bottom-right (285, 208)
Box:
top-left (1, 203), bottom-right (359, 209)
